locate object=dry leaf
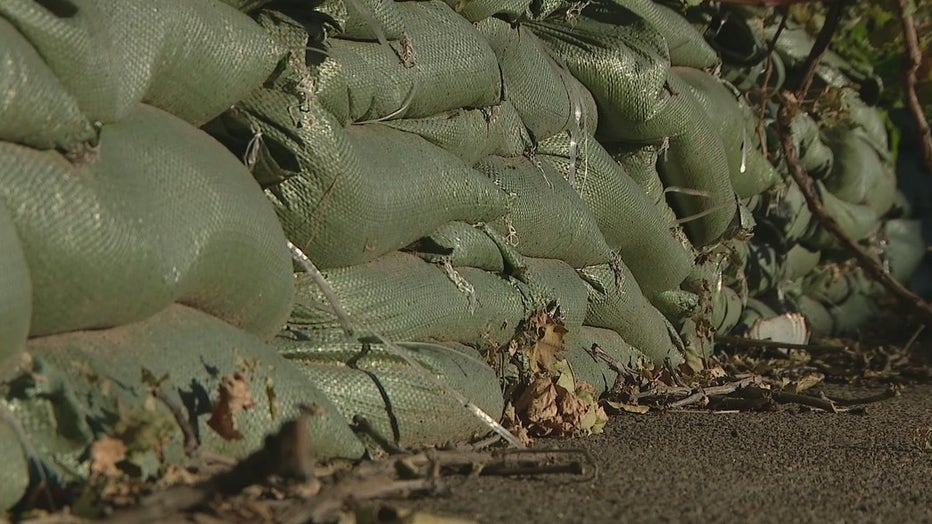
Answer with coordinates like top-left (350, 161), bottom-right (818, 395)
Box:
top-left (793, 373), bottom-right (825, 393)
top-left (208, 371), bottom-right (256, 441)
top-left (525, 311), bottom-right (567, 374)
top-left (90, 437), bottom-right (127, 477)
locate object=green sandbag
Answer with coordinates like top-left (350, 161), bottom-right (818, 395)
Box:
top-left (607, 143), bottom-right (680, 227)
top-left (784, 243), bottom-right (821, 281)
top-left (710, 286), bottom-right (743, 334)
top-left (220, 86), bottom-right (509, 269)
top-left (0, 104), bottom-right (293, 340)
top-left (606, 0), bottom-right (720, 69)
top-left (319, 0), bottom-right (406, 41)
top-left (563, 326), bottom-right (646, 397)
top-left (753, 181), bottom-right (814, 245)
top-left (321, 1), bottom-right (501, 123)
top-left (0, 18), bottom-right (94, 149)
top-left (476, 17), bottom-right (599, 142)
top-left (0, 305), bottom-right (365, 510)
top-left (578, 263), bottom-right (685, 365)
top-left (474, 155), bottom-right (616, 268)
top-left (286, 252), bottom-right (529, 347)
top-left (0, 415), bottom-right (29, 511)
top-left (743, 241), bottom-right (785, 297)
top-left (0, 0), bottom-right (283, 126)
top-left (440, 0), bottom-right (532, 22)
top-left (411, 222), bottom-right (509, 273)
top-left (675, 67), bottom-right (779, 198)
top-left (653, 72), bottom-right (738, 246)
top-left (279, 339), bottom-right (504, 448)
top-left (0, 201), bottom-right (30, 361)
top-left (823, 128), bottom-right (886, 205)
top-left (529, 7), bottom-right (669, 140)
top-left (790, 112), bottom-right (834, 178)
top-left (883, 219), bottom-right (926, 283)
top-left (522, 258), bottom-right (591, 331)
top-left (537, 132), bottom-right (694, 300)
top-left (383, 102), bottom-right (531, 166)
top-left (532, 13), bottom-right (737, 245)
top-left (801, 182), bottom-right (879, 250)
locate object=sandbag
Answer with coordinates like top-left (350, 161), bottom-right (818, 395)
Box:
top-left (0, 0), bottom-right (284, 126)
top-left (216, 88), bottom-right (509, 268)
top-left (578, 263), bottom-right (685, 364)
top-left (563, 326), bottom-right (646, 397)
top-left (279, 339), bottom-right (504, 447)
top-left (411, 222), bottom-right (510, 273)
top-left (0, 104), bottom-right (293, 340)
top-left (606, 0), bottom-right (720, 69)
top-left (0, 201), bottom-right (30, 361)
top-left (675, 67), bottom-right (779, 198)
top-left (0, 18), bottom-right (94, 149)
top-left (531, 8), bottom-right (738, 244)
top-left (474, 155), bottom-right (616, 268)
top-left (285, 252), bottom-right (529, 346)
top-left (477, 17), bottom-right (599, 142)
top-left (0, 305), bottom-right (366, 509)
top-left (440, 0), bottom-right (532, 22)
top-left (383, 102), bottom-right (531, 166)
top-left (537, 132), bottom-right (694, 299)
top-left (320, 1), bottom-right (501, 123)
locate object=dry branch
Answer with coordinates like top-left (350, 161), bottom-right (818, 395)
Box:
top-left (895, 0), bottom-right (932, 173)
top-left (773, 0), bottom-right (932, 331)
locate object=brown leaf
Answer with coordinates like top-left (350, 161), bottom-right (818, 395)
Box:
top-left (208, 371), bottom-right (256, 441)
top-left (793, 373), bottom-right (825, 393)
top-left (525, 312), bottom-right (567, 374)
top-left (90, 437), bottom-right (127, 477)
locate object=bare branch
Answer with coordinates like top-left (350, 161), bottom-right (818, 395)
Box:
top-left (896, 0), bottom-right (932, 173)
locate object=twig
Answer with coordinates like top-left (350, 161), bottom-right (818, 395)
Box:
top-left (793, 0), bottom-right (849, 102)
top-left (756, 8), bottom-right (790, 159)
top-left (151, 387), bottom-right (199, 457)
top-left (667, 391), bottom-right (707, 409)
top-left (896, 0), bottom-right (932, 173)
top-left (823, 385), bottom-right (900, 406)
top-left (771, 390), bottom-right (839, 412)
top-left (716, 334), bottom-right (847, 353)
top-left (777, 103), bottom-right (932, 328)
top-left (773, 1), bottom-right (932, 331)
top-left (287, 241), bottom-right (355, 337)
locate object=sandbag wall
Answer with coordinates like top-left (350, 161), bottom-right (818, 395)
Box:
top-left (0, 0), bottom-right (924, 512)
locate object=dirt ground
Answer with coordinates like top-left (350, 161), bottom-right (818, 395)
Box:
top-left (401, 383), bottom-right (932, 523)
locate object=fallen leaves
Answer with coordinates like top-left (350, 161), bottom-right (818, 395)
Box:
top-left (505, 307), bottom-right (608, 440)
top-left (208, 371), bottom-right (257, 441)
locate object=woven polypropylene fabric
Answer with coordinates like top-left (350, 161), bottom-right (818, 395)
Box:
top-left (323, 0), bottom-right (501, 122)
top-left (383, 102), bottom-right (531, 166)
top-left (286, 252), bottom-right (530, 347)
top-left (0, 417), bottom-right (28, 513)
top-left (563, 326), bottom-right (646, 397)
top-left (578, 263), bottom-right (684, 365)
top-left (608, 0), bottom-right (720, 69)
top-left (279, 339), bottom-right (504, 447)
top-left (537, 132), bottom-right (694, 300)
top-left (474, 155), bottom-right (615, 268)
top-left (477, 17), bottom-right (599, 143)
top-left (675, 67), bottom-right (779, 199)
top-left (0, 18), bottom-right (94, 149)
top-left (0, 104), bottom-right (294, 339)
top-left (228, 90), bottom-right (509, 269)
top-left (0, 201), bottom-right (30, 360)
top-left (0, 305), bottom-right (366, 503)
top-left (0, 0), bottom-right (284, 126)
